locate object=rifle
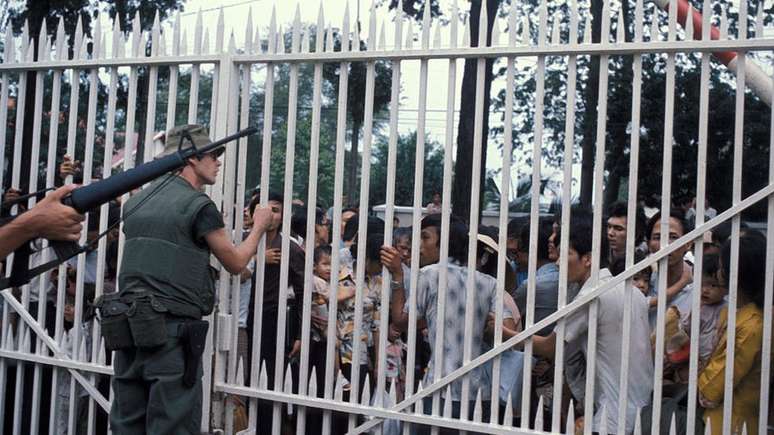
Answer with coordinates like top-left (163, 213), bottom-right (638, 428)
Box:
top-left (0, 126), bottom-right (257, 290)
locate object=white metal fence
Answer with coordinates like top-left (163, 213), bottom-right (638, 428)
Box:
top-left (0, 0), bottom-right (772, 434)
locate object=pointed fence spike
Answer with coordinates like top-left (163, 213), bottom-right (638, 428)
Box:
top-left (478, 0), bottom-right (488, 47)
top-left (308, 366), bottom-right (318, 397)
top-left (244, 9), bottom-right (253, 54)
top-left (284, 364), bottom-right (293, 414)
top-left (449, 0), bottom-right (459, 48)
top-left (22, 327), bottom-right (31, 352)
top-left (421, 1), bottom-right (432, 49)
top-left (56, 17), bottom-right (66, 60)
top-left (551, 15), bottom-right (561, 45)
top-left (617, 9), bottom-right (626, 43)
top-left (719, 6), bottom-right (729, 40)
top-left (98, 337), bottom-right (106, 364)
top-left (491, 12), bottom-right (501, 46)
top-left (472, 388), bottom-right (483, 422)
top-left (74, 15), bottom-right (84, 59)
top-left (158, 31), bottom-right (167, 56)
top-left (180, 29), bottom-right (188, 55)
top-left (393, 0), bottom-right (403, 49)
top-left (599, 404), bottom-right (609, 435)
top-left (236, 357), bottom-right (245, 386)
top-left (291, 5), bottom-right (301, 53)
top-left (405, 20), bottom-right (414, 49)
top-left (535, 395), bottom-right (545, 429)
top-left (202, 30), bottom-right (210, 55)
top-left (315, 6), bottom-right (325, 53)
top-left (389, 378), bottom-right (397, 405)
top-left (275, 28), bottom-right (283, 54)
top-left (668, 411), bottom-right (677, 435)
top-left (503, 392), bottom-right (513, 426)
top-left (268, 7), bottom-right (277, 53)
top-left (360, 373), bottom-right (371, 406)
top-left (704, 417), bottom-right (712, 435)
top-left (171, 12), bottom-right (181, 56)
top-left (684, 5), bottom-right (694, 41)
top-left (507, 3), bottom-right (517, 46)
top-left (741, 422), bottom-right (748, 435)
top-left (37, 17), bottom-right (48, 56)
top-left (519, 16), bottom-right (530, 45)
top-left (634, 407), bottom-right (643, 435)
top-left (566, 399), bottom-right (576, 435)
top-left (650, 11), bottom-right (660, 42)
top-left (151, 10), bottom-right (160, 56)
top-left (215, 7), bottom-right (225, 53)
top-left (301, 28), bottom-right (310, 53)
top-left (378, 21), bottom-right (386, 51)
top-left (131, 12), bottom-right (141, 57)
top-left (584, 14), bottom-right (594, 44)
top-left (462, 15), bottom-right (471, 47)
top-left (325, 25), bottom-right (334, 53)
top-left (433, 22), bottom-right (442, 48)
top-left (194, 8), bottom-right (203, 54)
top-left (442, 385), bottom-right (453, 418)
top-left (334, 370), bottom-right (344, 402)
top-left (259, 360), bottom-right (268, 390)
top-left (341, 5), bottom-right (350, 52)
top-left (254, 25), bottom-right (262, 54)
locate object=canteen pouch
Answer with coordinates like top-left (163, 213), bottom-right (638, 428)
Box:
top-left (180, 320), bottom-right (209, 388)
top-left (96, 293), bottom-right (133, 351)
top-left (126, 294), bottom-right (169, 349)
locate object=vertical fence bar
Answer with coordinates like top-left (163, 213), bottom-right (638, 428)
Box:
top-left (27, 23), bottom-right (49, 435)
top-left (722, 2), bottom-right (748, 433)
top-left (272, 10), bottom-right (302, 435)
top-left (165, 15), bottom-right (181, 133)
top-left (521, 0), bottom-right (548, 426)
top-left (460, 0), bottom-right (489, 424)
top-left (491, 4), bottom-right (517, 426)
top-left (296, 9), bottom-right (325, 435)
top-left (551, 0), bottom-right (579, 430)
top-left (429, 2), bottom-right (458, 430)
top-left (348, 4), bottom-right (384, 430)
top-left (685, 0), bottom-right (713, 431)
top-left (11, 25), bottom-right (32, 435)
top-left (321, 8), bottom-right (349, 435)
top-left (142, 13), bottom-right (161, 163)
top-left (248, 9), bottom-right (276, 430)
top-left (403, 6), bottom-right (432, 432)
top-left (46, 19), bottom-right (68, 435)
top-left (0, 24), bottom-right (13, 435)
top-left (760, 46), bottom-right (774, 435)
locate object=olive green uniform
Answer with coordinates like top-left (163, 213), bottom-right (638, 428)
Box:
top-left (109, 175), bottom-right (223, 434)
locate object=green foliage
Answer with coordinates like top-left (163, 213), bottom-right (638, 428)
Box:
top-left (369, 132), bottom-right (446, 207)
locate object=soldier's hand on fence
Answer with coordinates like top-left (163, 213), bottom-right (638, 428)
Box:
top-left (59, 155), bottom-right (81, 180)
top-left (251, 206), bottom-right (273, 233)
top-left (265, 248), bottom-right (281, 265)
top-left (25, 184), bottom-right (84, 242)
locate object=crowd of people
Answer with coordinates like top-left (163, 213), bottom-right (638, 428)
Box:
top-left (226, 189), bottom-right (770, 435)
top-left (1, 140), bottom-right (771, 435)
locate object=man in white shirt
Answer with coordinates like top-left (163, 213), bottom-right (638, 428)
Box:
top-left (532, 215), bottom-right (653, 434)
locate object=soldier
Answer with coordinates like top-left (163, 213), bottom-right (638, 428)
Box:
top-left (103, 124), bottom-right (272, 434)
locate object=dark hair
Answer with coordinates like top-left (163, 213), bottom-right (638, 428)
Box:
top-left (607, 201), bottom-right (647, 245)
top-left (350, 233), bottom-right (385, 264)
top-left (702, 252), bottom-right (720, 279)
top-left (342, 215), bottom-right (385, 243)
top-left (518, 218), bottom-right (553, 261)
top-left (248, 191), bottom-right (284, 216)
top-left (711, 220), bottom-right (749, 246)
top-left (721, 231), bottom-right (767, 309)
top-left (313, 244), bottom-right (332, 264)
top-left (507, 216), bottom-right (528, 239)
top-left (645, 209), bottom-right (693, 240)
top-left (393, 227), bottom-right (411, 244)
top-left (421, 213), bottom-right (469, 264)
top-left (609, 248), bottom-right (649, 277)
top-left (561, 214), bottom-right (608, 262)
top-left (290, 206), bottom-right (326, 238)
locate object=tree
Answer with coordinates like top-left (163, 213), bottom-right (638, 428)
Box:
top-left (370, 131), bottom-right (446, 207)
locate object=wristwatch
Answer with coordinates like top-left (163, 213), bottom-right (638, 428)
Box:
top-left (390, 279), bottom-right (403, 290)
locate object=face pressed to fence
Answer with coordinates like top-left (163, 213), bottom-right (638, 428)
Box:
top-left (648, 217), bottom-right (690, 266)
top-left (313, 253), bottom-right (332, 282)
top-left (419, 226), bottom-right (440, 267)
top-left (607, 216), bottom-right (627, 258)
top-left (266, 200), bottom-right (283, 233)
top-left (701, 275), bottom-right (726, 305)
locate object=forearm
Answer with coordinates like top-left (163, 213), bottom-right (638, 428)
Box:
top-left (390, 287), bottom-right (408, 332)
top-left (0, 214), bottom-right (37, 259)
top-left (531, 332), bottom-right (557, 359)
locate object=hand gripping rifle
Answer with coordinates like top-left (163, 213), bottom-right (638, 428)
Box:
top-left (0, 126), bottom-right (258, 290)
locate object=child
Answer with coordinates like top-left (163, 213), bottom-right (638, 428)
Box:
top-left (630, 251), bottom-right (653, 297)
top-left (311, 245), bottom-right (356, 391)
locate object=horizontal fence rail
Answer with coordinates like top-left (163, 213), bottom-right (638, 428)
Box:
top-left (0, 1), bottom-right (772, 434)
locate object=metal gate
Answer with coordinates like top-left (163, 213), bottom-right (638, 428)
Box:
top-left (0, 0), bottom-right (772, 434)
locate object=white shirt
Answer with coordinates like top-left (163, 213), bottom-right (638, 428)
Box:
top-left (564, 269), bottom-right (654, 434)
